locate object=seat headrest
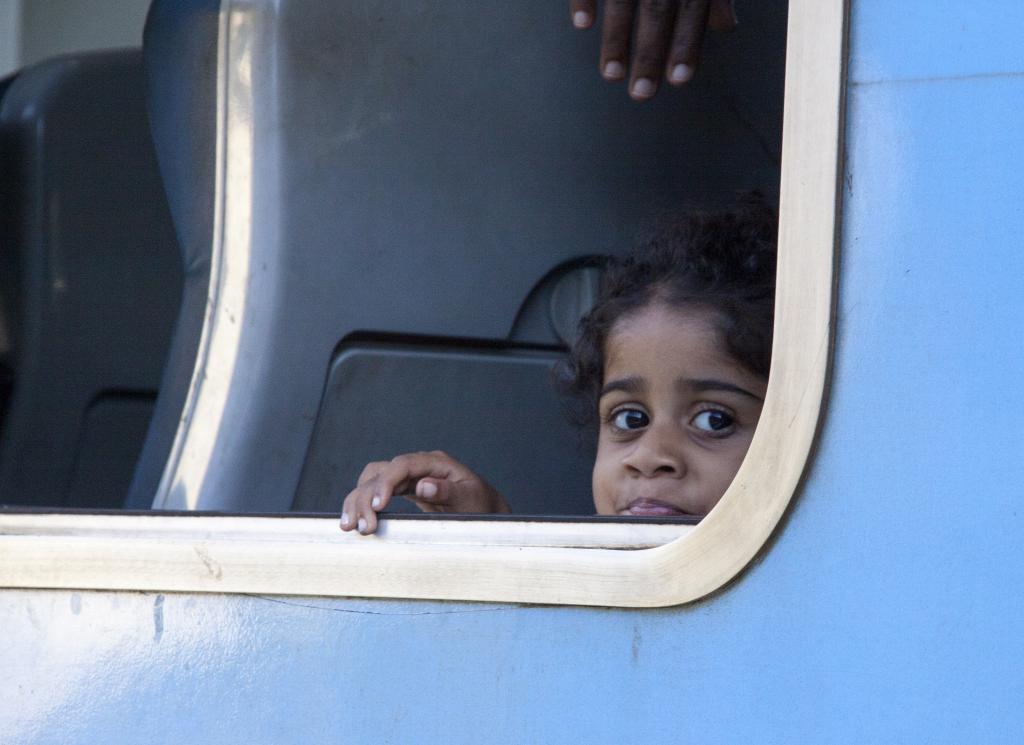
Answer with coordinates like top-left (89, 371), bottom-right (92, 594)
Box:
top-left (143, 0), bottom-right (220, 271)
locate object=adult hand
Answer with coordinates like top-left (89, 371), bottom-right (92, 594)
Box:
top-left (340, 451), bottom-right (510, 535)
top-left (570, 0), bottom-right (737, 100)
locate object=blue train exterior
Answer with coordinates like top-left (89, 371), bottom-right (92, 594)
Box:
top-left (3, 1), bottom-right (1024, 742)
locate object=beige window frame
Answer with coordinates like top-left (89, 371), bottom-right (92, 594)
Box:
top-left (0, 0), bottom-right (846, 608)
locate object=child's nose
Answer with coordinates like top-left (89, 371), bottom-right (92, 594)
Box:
top-left (623, 426), bottom-right (686, 478)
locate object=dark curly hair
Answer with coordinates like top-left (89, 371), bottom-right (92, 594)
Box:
top-left (558, 193), bottom-right (777, 431)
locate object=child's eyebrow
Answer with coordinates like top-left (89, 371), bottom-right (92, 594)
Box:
top-left (600, 376), bottom-right (645, 398)
top-left (681, 378), bottom-right (763, 402)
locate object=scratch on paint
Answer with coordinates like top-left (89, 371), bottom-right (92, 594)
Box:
top-left (631, 624), bottom-right (642, 663)
top-left (25, 602), bottom-right (41, 631)
top-left (153, 594), bottom-right (164, 642)
top-left (852, 70), bottom-right (1024, 88)
top-left (193, 545), bottom-right (223, 579)
top-left (251, 595), bottom-right (521, 616)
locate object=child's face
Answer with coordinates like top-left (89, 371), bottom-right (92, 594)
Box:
top-left (592, 303), bottom-right (766, 517)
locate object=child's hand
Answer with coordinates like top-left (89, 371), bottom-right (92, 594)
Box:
top-left (340, 451), bottom-right (510, 535)
top-left (570, 0), bottom-right (737, 100)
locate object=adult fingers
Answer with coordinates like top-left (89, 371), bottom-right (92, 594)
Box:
top-left (665, 0), bottom-right (711, 86)
top-left (628, 0), bottom-right (679, 100)
top-left (600, 0), bottom-right (636, 82)
top-left (708, 0), bottom-right (737, 31)
top-left (570, 0), bottom-right (596, 29)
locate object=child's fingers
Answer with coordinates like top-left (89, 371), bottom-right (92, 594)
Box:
top-left (357, 495), bottom-right (381, 535)
top-left (340, 479), bottom-right (388, 535)
top-left (352, 455), bottom-right (432, 522)
top-left (339, 485), bottom-right (363, 531)
top-left (356, 460), bottom-right (389, 487)
top-left (340, 471), bottom-right (393, 534)
top-left (412, 475), bottom-right (512, 515)
top-left (370, 452), bottom-right (457, 505)
top-left (342, 452), bottom-right (460, 532)
top-left (340, 460), bottom-right (390, 533)
top-left (409, 477), bottom-right (449, 513)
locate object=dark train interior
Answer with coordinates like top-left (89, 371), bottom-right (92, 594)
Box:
top-left (0, 0), bottom-right (788, 515)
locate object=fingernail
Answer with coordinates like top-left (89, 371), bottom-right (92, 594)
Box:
top-left (371, 496), bottom-right (381, 509)
top-left (631, 78), bottom-right (656, 98)
top-left (419, 481), bottom-right (438, 498)
top-left (603, 61), bottom-right (625, 80)
top-left (340, 512), bottom-right (350, 527)
top-left (670, 64), bottom-right (694, 84)
top-left (357, 517), bottom-right (368, 533)
top-left (572, 10), bottom-right (590, 28)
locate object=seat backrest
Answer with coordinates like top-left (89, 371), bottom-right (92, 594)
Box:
top-left (0, 50), bottom-right (181, 508)
top-left (144, 0), bottom-right (787, 514)
top-left (123, 0), bottom-right (220, 508)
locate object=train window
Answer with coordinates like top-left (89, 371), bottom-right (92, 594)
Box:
top-left (0, 0), bottom-right (845, 607)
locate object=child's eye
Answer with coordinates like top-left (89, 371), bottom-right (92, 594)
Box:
top-left (691, 409), bottom-right (735, 435)
top-left (611, 408), bottom-right (649, 431)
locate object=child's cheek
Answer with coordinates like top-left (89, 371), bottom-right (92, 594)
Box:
top-left (590, 448), bottom-right (618, 515)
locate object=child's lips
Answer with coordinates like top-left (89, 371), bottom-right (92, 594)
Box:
top-left (624, 498), bottom-right (690, 517)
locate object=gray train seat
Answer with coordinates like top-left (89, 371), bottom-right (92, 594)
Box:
top-left (0, 50), bottom-right (181, 508)
top-left (124, 0), bottom-right (220, 509)
top-left (141, 0), bottom-right (786, 514)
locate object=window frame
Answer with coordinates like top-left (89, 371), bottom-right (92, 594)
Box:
top-left (0, 0), bottom-right (847, 608)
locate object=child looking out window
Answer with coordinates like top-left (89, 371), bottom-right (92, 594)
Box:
top-left (341, 195), bottom-right (776, 534)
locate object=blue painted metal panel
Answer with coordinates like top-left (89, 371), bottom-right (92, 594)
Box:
top-left (5, 2), bottom-right (1024, 743)
top-left (849, 0), bottom-right (1024, 83)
